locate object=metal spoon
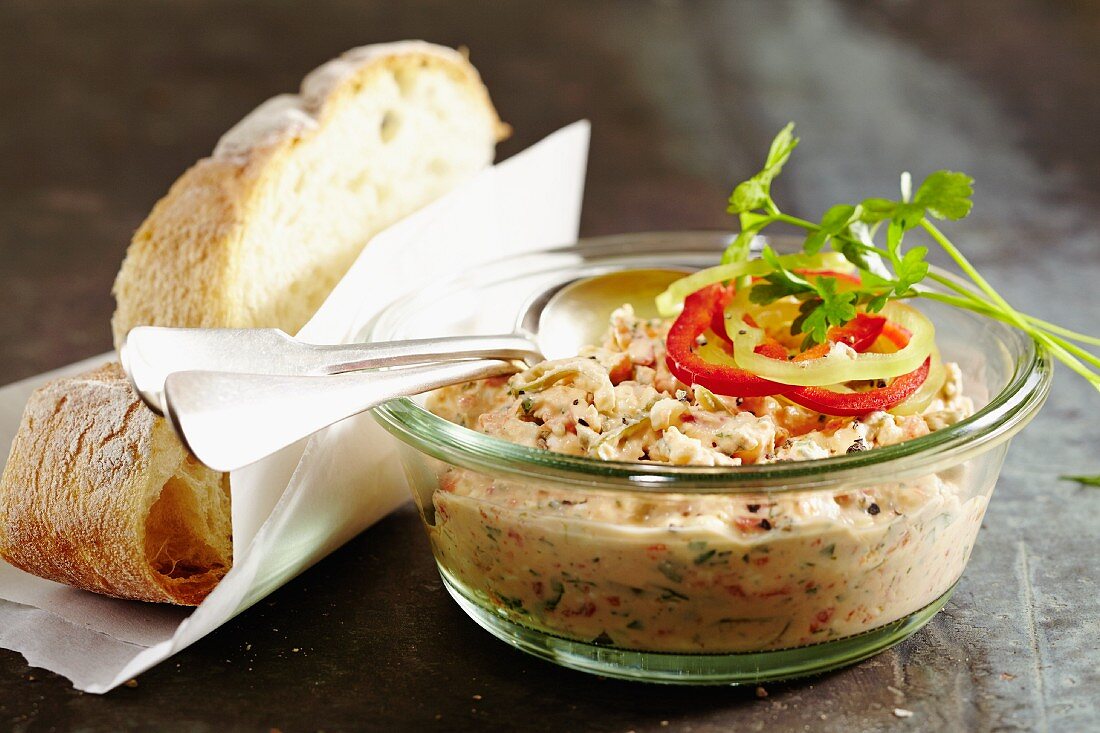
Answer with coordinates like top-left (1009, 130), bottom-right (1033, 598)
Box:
top-left (122, 328), bottom-right (542, 416)
top-left (126, 268), bottom-right (684, 472)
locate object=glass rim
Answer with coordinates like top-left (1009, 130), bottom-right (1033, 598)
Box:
top-left (371, 231), bottom-right (1052, 492)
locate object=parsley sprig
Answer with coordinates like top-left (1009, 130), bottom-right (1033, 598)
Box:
top-left (723, 123), bottom-right (1100, 392)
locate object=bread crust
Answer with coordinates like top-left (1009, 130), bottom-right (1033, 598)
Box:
top-left (0, 363), bottom-right (230, 605)
top-left (4, 42), bottom-right (502, 606)
top-left (111, 41), bottom-right (507, 347)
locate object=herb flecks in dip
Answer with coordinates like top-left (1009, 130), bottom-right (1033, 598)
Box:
top-left (424, 306), bottom-right (982, 653)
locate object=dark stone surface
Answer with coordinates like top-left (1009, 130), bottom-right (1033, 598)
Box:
top-left (1, 1), bottom-right (1098, 731)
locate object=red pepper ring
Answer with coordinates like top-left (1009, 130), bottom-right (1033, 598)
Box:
top-left (665, 284), bottom-right (793, 398)
top-left (783, 358), bottom-right (932, 416)
top-left (783, 317), bottom-right (930, 416)
top-left (666, 283), bottom-right (931, 413)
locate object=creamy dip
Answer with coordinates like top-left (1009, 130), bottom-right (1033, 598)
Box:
top-left (424, 305), bottom-right (985, 652)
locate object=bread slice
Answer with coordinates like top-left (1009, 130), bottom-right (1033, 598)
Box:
top-left (1, 42), bottom-right (505, 605)
top-left (0, 363), bottom-right (231, 605)
top-left (112, 41), bottom-right (508, 346)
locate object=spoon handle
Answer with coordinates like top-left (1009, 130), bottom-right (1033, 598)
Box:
top-left (163, 359), bottom-right (517, 472)
top-left (122, 326), bottom-right (540, 415)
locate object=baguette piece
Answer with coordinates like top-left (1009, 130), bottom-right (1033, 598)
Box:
top-left (0, 363), bottom-right (231, 605)
top-left (112, 40), bottom-right (508, 346)
top-left (1, 42), bottom-right (505, 605)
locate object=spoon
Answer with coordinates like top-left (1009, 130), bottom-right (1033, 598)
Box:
top-left (122, 328), bottom-right (543, 416)
top-left (133, 267), bottom-right (684, 472)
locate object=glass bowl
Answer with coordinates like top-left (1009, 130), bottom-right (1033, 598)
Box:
top-left (368, 232), bottom-right (1051, 684)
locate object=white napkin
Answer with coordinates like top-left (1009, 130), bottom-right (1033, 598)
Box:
top-left (0, 121), bottom-right (590, 693)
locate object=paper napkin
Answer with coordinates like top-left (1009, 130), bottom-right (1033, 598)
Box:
top-left (0, 121), bottom-right (589, 693)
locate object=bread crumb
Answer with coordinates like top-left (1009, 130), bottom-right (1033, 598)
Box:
top-left (124, 679), bottom-right (139, 688)
top-left (894, 708), bottom-right (914, 718)
top-left (755, 685), bottom-right (768, 698)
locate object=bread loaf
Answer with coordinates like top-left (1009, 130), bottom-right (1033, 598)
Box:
top-left (0, 42), bottom-right (506, 605)
top-left (112, 40), bottom-right (507, 346)
top-left (0, 363), bottom-right (231, 605)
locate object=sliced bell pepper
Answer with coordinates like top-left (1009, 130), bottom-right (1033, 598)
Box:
top-left (784, 314), bottom-right (931, 415)
top-left (665, 284), bottom-right (793, 397)
top-left (667, 284), bottom-right (932, 413)
top-left (784, 358), bottom-right (932, 416)
top-left (729, 301), bottom-right (934, 386)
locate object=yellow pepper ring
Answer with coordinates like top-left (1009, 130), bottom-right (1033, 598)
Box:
top-left (729, 301), bottom-right (936, 387)
top-left (654, 251), bottom-right (851, 317)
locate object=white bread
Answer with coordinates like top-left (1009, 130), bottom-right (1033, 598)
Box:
top-left (1, 42), bottom-right (506, 605)
top-left (111, 40), bottom-right (508, 346)
top-left (0, 363), bottom-right (231, 605)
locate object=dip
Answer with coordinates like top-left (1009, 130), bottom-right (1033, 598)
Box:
top-left (424, 305), bottom-right (982, 652)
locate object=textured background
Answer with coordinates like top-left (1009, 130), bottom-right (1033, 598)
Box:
top-left (1, 1), bottom-right (1098, 730)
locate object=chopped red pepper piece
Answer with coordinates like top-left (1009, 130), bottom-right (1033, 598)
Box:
top-left (794, 314), bottom-right (886, 360)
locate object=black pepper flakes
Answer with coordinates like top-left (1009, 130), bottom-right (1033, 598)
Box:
top-left (577, 418), bottom-right (589, 427)
top-left (747, 504), bottom-right (761, 513)
top-left (818, 414), bottom-right (827, 423)
top-left (572, 399), bottom-right (580, 406)
top-left (847, 438), bottom-right (868, 454)
top-left (867, 503), bottom-right (881, 516)
top-left (759, 519), bottom-right (772, 530)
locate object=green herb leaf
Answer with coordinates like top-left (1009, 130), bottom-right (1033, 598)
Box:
top-left (886, 220), bottom-right (904, 261)
top-left (806, 204), bottom-right (856, 255)
top-left (913, 171), bottom-right (974, 220)
top-left (788, 279), bottom-right (858, 348)
top-left (1062, 474), bottom-right (1100, 488)
top-left (726, 122), bottom-right (799, 215)
top-left (893, 201), bottom-right (926, 231)
top-left (728, 178), bottom-right (770, 216)
top-left (749, 246), bottom-right (815, 302)
top-left (895, 246), bottom-right (930, 292)
top-left (796, 302), bottom-right (830, 346)
top-left (859, 198), bottom-right (897, 224)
